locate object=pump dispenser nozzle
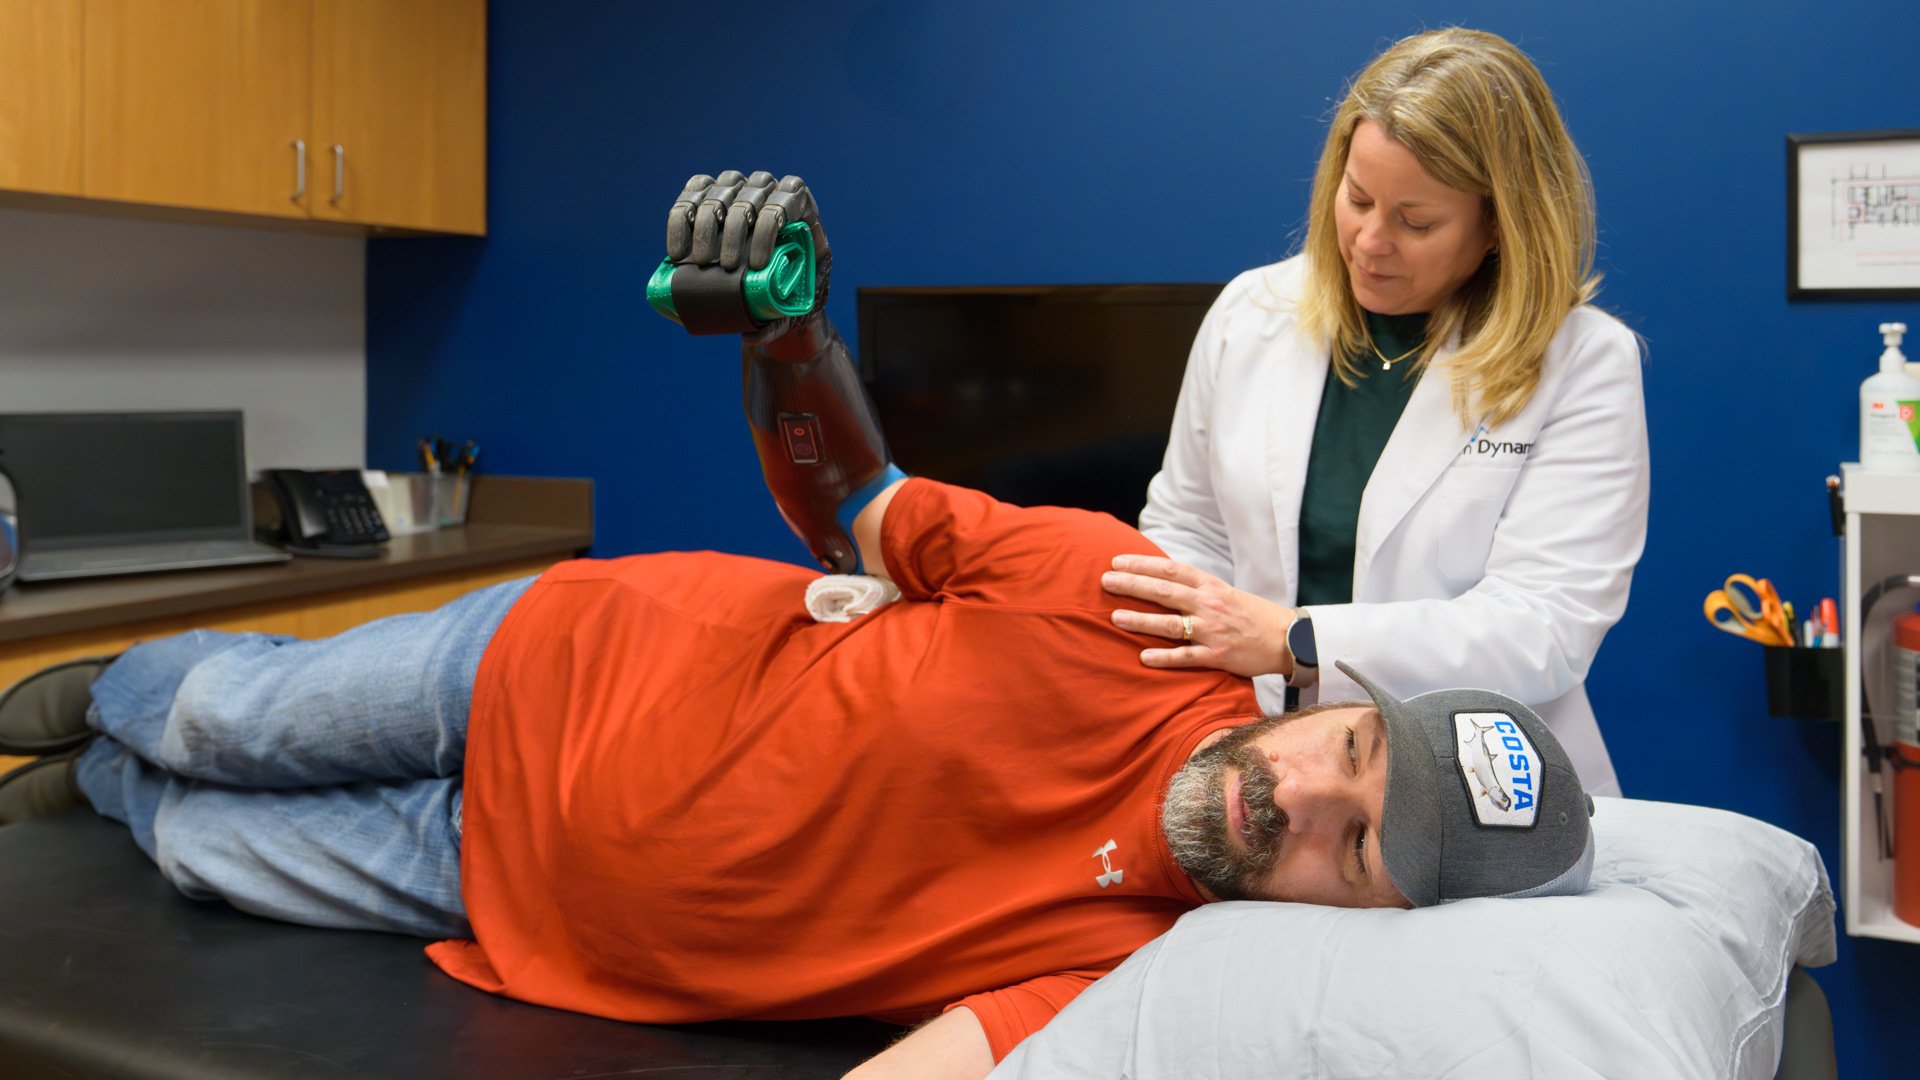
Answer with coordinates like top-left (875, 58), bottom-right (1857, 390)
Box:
top-left (1883, 322), bottom-right (1910, 373)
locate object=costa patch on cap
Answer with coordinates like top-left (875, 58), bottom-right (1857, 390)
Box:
top-left (1453, 711), bottom-right (1541, 827)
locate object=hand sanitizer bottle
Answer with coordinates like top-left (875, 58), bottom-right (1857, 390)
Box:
top-left (1862, 322), bottom-right (1920, 471)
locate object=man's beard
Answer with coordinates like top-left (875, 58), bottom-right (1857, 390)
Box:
top-left (1160, 716), bottom-right (1289, 901)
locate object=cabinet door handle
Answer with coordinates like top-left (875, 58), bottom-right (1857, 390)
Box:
top-left (291, 139), bottom-right (306, 203)
top-left (331, 144), bottom-right (346, 207)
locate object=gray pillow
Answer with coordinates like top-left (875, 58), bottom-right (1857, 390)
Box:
top-left (993, 797), bottom-right (1836, 1080)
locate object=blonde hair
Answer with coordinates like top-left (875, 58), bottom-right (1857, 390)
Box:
top-left (1296, 28), bottom-right (1599, 427)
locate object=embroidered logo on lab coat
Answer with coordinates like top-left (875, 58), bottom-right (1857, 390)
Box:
top-left (1452, 712), bottom-right (1540, 827)
top-left (1458, 422), bottom-right (1533, 460)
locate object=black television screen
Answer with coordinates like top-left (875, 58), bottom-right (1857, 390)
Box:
top-left (857, 283), bottom-right (1223, 525)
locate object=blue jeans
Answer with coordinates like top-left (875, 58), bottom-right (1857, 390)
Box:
top-left (76, 576), bottom-right (534, 939)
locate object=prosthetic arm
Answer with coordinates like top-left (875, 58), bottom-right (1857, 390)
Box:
top-left (650, 171), bottom-right (903, 574)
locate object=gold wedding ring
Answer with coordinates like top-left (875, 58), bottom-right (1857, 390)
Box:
top-left (1180, 614), bottom-right (1194, 641)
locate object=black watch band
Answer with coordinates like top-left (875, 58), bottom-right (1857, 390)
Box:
top-left (1287, 615), bottom-right (1318, 670)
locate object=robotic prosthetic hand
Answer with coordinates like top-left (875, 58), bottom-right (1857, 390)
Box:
top-left (652, 171), bottom-right (903, 574)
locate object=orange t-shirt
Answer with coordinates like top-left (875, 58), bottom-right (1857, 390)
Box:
top-left (426, 480), bottom-right (1257, 1060)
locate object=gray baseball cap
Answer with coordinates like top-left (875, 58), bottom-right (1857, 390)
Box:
top-left (1336, 660), bottom-right (1595, 907)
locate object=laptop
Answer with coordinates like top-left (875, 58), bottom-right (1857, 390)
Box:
top-left (0, 410), bottom-right (292, 582)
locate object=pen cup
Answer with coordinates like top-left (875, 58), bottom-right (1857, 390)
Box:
top-left (1763, 645), bottom-right (1843, 722)
top-left (432, 472), bottom-right (470, 527)
top-left (377, 472), bottom-right (459, 533)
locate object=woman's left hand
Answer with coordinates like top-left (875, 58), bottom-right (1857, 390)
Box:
top-left (1101, 554), bottom-right (1295, 677)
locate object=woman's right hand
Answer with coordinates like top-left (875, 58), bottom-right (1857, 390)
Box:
top-left (1102, 554), bottom-right (1297, 679)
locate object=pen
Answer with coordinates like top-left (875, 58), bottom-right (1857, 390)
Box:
top-left (1826, 475), bottom-right (1844, 537)
top-left (1819, 597), bottom-right (1839, 648)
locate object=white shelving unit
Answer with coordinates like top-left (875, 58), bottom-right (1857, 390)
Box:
top-left (1840, 462), bottom-right (1920, 943)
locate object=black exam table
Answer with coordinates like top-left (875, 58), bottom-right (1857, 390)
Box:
top-left (1, 810), bottom-right (1836, 1079)
top-left (0, 811), bottom-right (895, 1078)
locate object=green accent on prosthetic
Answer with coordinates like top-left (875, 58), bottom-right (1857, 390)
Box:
top-left (742, 221), bottom-right (817, 321)
top-left (645, 259), bottom-right (681, 323)
top-left (645, 221), bottom-right (814, 328)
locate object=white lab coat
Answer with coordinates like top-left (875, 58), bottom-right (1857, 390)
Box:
top-left (1139, 256), bottom-right (1647, 796)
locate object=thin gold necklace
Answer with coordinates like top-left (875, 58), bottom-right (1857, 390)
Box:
top-left (1366, 335), bottom-right (1421, 371)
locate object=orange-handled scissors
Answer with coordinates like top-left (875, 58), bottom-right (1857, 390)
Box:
top-left (1703, 574), bottom-right (1794, 646)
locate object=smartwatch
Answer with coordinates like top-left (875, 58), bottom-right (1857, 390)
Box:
top-left (1286, 614), bottom-right (1318, 687)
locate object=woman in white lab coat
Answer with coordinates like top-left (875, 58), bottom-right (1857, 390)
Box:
top-left (1103, 28), bottom-right (1647, 795)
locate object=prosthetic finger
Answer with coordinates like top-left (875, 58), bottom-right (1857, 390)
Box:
top-left (722, 172), bottom-right (779, 271)
top-left (665, 174), bottom-right (715, 262)
top-left (755, 176), bottom-right (830, 271)
top-left (688, 169), bottom-right (747, 265)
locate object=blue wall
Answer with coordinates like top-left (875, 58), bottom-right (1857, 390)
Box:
top-left (368, 2), bottom-right (1920, 1074)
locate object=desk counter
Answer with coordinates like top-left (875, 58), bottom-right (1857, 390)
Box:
top-left (0, 475), bottom-right (592, 777)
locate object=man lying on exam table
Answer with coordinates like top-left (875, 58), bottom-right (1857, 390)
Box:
top-left (0, 173), bottom-right (1833, 1080)
top-left (0, 169), bottom-right (1602, 1077)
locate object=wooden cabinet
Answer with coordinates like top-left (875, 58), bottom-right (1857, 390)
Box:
top-left (15, 0), bottom-right (485, 234)
top-left (310, 0), bottom-right (486, 234)
top-left (0, 0), bottom-right (84, 195)
top-left (84, 0), bottom-right (312, 220)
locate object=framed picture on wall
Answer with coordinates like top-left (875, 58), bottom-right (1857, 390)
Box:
top-left (1787, 129), bottom-right (1920, 300)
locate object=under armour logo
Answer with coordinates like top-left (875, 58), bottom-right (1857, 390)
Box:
top-left (1092, 839), bottom-right (1124, 888)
